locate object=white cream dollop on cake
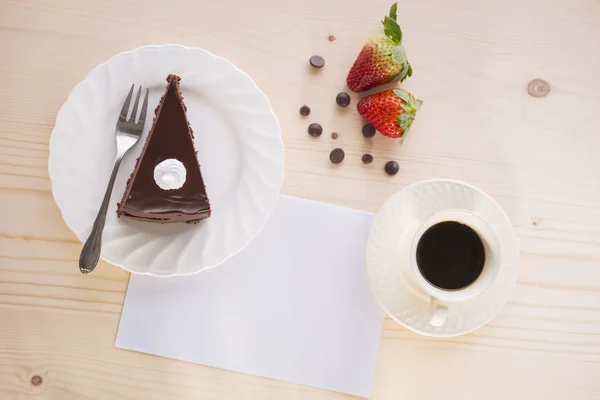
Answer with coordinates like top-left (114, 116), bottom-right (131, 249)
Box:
top-left (153, 158), bottom-right (186, 190)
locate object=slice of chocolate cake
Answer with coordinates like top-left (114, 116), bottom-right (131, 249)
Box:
top-left (117, 75), bottom-right (211, 223)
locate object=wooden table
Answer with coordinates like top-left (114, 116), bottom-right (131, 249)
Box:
top-left (2, 0), bottom-right (600, 398)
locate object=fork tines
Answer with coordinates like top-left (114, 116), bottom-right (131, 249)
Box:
top-left (119, 84), bottom-right (149, 127)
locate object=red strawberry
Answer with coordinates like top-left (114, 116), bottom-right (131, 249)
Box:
top-left (346, 3), bottom-right (412, 92)
top-left (357, 88), bottom-right (422, 143)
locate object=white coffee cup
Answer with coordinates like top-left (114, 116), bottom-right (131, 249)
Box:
top-left (410, 209), bottom-right (502, 327)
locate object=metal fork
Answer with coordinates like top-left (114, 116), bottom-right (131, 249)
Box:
top-left (79, 85), bottom-right (149, 275)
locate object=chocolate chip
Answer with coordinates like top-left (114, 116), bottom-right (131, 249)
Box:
top-left (336, 92), bottom-right (351, 107)
top-left (331, 132), bottom-right (338, 140)
top-left (362, 154), bottom-right (373, 164)
top-left (300, 105), bottom-right (310, 116)
top-left (309, 55), bottom-right (325, 68)
top-left (385, 161), bottom-right (399, 176)
top-left (308, 123), bottom-right (323, 137)
top-left (362, 124), bottom-right (376, 138)
top-left (328, 35), bottom-right (336, 42)
top-left (330, 148), bottom-right (345, 164)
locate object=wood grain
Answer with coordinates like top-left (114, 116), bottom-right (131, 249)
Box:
top-left (1, 0), bottom-right (600, 398)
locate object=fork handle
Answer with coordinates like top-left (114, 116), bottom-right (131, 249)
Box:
top-left (79, 155), bottom-right (124, 274)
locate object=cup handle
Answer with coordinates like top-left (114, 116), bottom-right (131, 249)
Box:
top-left (429, 297), bottom-right (449, 327)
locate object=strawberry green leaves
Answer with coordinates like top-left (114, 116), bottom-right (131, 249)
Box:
top-left (391, 44), bottom-right (412, 82)
top-left (412, 94), bottom-right (423, 110)
top-left (389, 2), bottom-right (398, 20)
top-left (391, 45), bottom-right (407, 64)
top-left (398, 112), bottom-right (412, 129)
top-left (382, 2), bottom-right (402, 45)
top-left (393, 89), bottom-right (422, 141)
top-left (391, 63), bottom-right (412, 83)
top-left (393, 88), bottom-right (410, 103)
top-left (383, 17), bottom-right (402, 44)
top-left (393, 89), bottom-right (422, 111)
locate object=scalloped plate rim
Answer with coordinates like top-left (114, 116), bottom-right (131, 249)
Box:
top-left (48, 44), bottom-right (284, 277)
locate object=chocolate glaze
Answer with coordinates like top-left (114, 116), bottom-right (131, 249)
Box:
top-left (116, 75), bottom-right (211, 223)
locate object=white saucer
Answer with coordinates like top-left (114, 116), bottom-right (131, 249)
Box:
top-left (366, 179), bottom-right (519, 337)
top-left (49, 45), bottom-right (284, 277)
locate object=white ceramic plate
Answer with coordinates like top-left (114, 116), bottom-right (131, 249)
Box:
top-left (366, 179), bottom-right (519, 337)
top-left (49, 45), bottom-right (284, 276)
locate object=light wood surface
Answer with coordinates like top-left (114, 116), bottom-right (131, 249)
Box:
top-left (2, 0), bottom-right (600, 398)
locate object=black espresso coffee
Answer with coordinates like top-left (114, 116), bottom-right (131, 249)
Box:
top-left (416, 221), bottom-right (485, 290)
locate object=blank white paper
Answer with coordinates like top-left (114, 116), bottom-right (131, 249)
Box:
top-left (115, 195), bottom-right (385, 398)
